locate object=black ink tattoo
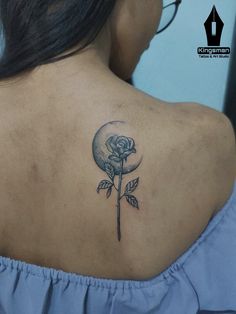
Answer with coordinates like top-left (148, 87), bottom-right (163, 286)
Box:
top-left (92, 121), bottom-right (142, 242)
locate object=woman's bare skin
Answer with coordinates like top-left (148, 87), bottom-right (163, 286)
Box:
top-left (0, 68), bottom-right (234, 280)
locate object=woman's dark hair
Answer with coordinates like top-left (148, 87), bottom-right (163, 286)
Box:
top-left (0, 0), bottom-right (116, 81)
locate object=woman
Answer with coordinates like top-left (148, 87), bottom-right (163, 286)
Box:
top-left (0, 0), bottom-right (235, 313)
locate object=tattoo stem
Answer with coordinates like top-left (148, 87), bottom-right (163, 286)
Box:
top-left (113, 183), bottom-right (118, 191)
top-left (119, 193), bottom-right (125, 200)
top-left (116, 159), bottom-right (123, 241)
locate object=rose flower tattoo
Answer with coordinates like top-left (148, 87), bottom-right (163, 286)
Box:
top-left (92, 121), bottom-right (142, 241)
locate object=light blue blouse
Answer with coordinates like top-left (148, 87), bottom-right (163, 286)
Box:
top-left (0, 180), bottom-right (236, 314)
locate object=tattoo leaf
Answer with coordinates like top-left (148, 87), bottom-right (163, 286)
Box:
top-left (125, 177), bottom-right (139, 194)
top-left (106, 186), bottom-right (112, 198)
top-left (104, 162), bottom-right (115, 181)
top-left (96, 180), bottom-right (113, 193)
top-left (125, 194), bottom-right (139, 209)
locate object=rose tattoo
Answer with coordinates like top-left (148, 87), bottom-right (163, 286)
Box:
top-left (96, 134), bottom-right (141, 241)
top-left (106, 135), bottom-right (136, 162)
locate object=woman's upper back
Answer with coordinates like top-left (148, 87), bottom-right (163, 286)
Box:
top-left (0, 82), bottom-right (235, 281)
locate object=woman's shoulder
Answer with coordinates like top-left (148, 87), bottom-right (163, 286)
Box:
top-left (127, 93), bottom-right (235, 213)
top-left (153, 100), bottom-right (236, 217)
